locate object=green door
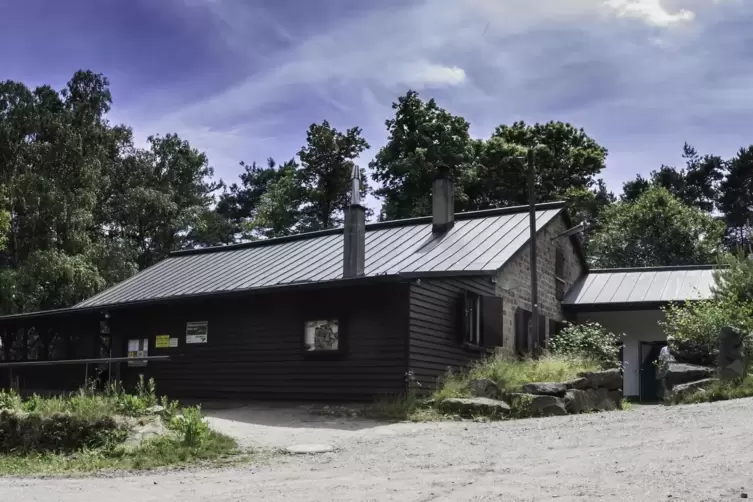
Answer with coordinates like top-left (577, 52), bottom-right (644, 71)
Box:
top-left (640, 343), bottom-right (664, 403)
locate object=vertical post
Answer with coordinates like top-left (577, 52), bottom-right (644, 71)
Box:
top-left (528, 148), bottom-right (539, 354)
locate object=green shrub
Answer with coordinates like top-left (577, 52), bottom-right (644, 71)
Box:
top-left (0, 389), bottom-right (22, 410)
top-left (548, 322), bottom-right (623, 369)
top-left (661, 297), bottom-right (753, 364)
top-left (169, 406), bottom-right (210, 446)
top-left (714, 253), bottom-right (753, 304)
top-left (0, 410), bottom-right (125, 454)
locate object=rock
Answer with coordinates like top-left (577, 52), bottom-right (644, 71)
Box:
top-left (468, 378), bottom-right (503, 399)
top-left (509, 393), bottom-right (568, 417)
top-left (665, 363), bottom-right (714, 387)
top-left (608, 390), bottom-right (623, 407)
top-left (577, 369), bottom-right (622, 390)
top-left (124, 416), bottom-right (166, 447)
top-left (564, 388), bottom-right (618, 414)
top-left (667, 378), bottom-right (715, 401)
top-left (719, 326), bottom-right (747, 381)
top-left (519, 382), bottom-right (567, 397)
top-left (564, 377), bottom-right (591, 390)
top-left (146, 405), bottom-right (165, 414)
top-left (438, 397), bottom-right (511, 418)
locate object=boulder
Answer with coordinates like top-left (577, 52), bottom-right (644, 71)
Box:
top-left (468, 378), bottom-right (503, 399)
top-left (719, 326), bottom-right (747, 381)
top-left (438, 397), bottom-right (511, 418)
top-left (508, 393), bottom-right (568, 417)
top-left (665, 363), bottom-right (714, 387)
top-left (124, 415), bottom-right (166, 447)
top-left (577, 369), bottom-right (622, 390)
top-left (667, 378), bottom-right (715, 402)
top-left (563, 377), bottom-right (591, 390)
top-left (519, 382), bottom-right (567, 397)
top-left (564, 388), bottom-right (619, 414)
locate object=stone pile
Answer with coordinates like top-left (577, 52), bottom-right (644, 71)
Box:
top-left (438, 368), bottom-right (624, 419)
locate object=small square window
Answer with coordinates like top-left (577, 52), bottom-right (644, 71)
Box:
top-left (304, 320), bottom-right (340, 352)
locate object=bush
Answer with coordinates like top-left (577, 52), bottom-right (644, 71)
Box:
top-left (661, 297), bottom-right (753, 365)
top-left (169, 405), bottom-right (210, 446)
top-left (0, 410), bottom-right (124, 454)
top-left (714, 253), bottom-right (753, 304)
top-left (549, 322), bottom-right (623, 369)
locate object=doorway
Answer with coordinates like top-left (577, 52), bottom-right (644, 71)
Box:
top-left (639, 342), bottom-right (666, 403)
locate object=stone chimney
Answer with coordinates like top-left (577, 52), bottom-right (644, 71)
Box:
top-left (343, 166), bottom-right (366, 278)
top-left (432, 166), bottom-right (455, 234)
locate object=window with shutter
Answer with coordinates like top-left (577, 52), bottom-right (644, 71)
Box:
top-left (459, 292), bottom-right (483, 346)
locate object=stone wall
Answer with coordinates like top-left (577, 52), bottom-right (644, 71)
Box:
top-left (496, 213), bottom-right (585, 348)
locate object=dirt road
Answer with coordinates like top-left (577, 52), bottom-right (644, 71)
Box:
top-left (3, 399), bottom-right (753, 501)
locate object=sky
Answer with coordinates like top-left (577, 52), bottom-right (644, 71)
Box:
top-left (2, 0), bottom-right (752, 212)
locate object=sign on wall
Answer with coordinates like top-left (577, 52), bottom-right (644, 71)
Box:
top-left (127, 338), bottom-right (149, 367)
top-left (186, 321), bottom-right (208, 344)
top-left (155, 335), bottom-right (171, 348)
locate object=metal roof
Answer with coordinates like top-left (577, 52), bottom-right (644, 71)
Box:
top-left (73, 203), bottom-right (565, 310)
top-left (562, 265), bottom-right (717, 307)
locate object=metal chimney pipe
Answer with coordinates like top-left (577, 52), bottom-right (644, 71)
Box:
top-left (432, 166), bottom-right (455, 234)
top-left (343, 166), bottom-right (366, 278)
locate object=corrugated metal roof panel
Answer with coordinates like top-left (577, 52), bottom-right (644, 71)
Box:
top-left (75, 204), bottom-right (565, 309)
top-left (563, 267), bottom-right (717, 306)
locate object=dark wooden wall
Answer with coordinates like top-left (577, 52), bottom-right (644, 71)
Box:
top-left (113, 281), bottom-right (410, 401)
top-left (407, 276), bottom-right (498, 391)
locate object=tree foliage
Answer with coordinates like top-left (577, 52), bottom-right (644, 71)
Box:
top-left (0, 71), bottom-right (223, 325)
top-left (549, 321), bottom-right (623, 369)
top-left (589, 187), bottom-right (725, 268)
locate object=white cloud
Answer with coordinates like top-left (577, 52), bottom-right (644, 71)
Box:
top-left (605, 0), bottom-right (695, 26)
top-left (395, 62), bottom-right (467, 89)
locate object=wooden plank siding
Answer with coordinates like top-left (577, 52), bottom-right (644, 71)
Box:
top-left (112, 281), bottom-right (411, 401)
top-left (407, 276), bottom-right (498, 391)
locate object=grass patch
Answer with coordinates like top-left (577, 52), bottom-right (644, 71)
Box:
top-left (0, 430), bottom-right (239, 476)
top-left (670, 375), bottom-right (753, 405)
top-left (0, 377), bottom-right (244, 475)
top-left (435, 354), bottom-right (601, 400)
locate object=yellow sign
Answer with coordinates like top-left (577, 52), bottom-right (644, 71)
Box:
top-left (155, 335), bottom-right (170, 348)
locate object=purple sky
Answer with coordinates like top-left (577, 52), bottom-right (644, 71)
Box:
top-left (3, 0), bottom-right (752, 211)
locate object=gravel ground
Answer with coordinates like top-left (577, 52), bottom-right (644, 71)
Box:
top-left (3, 399), bottom-right (753, 501)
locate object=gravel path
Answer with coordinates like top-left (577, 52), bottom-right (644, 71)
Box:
top-left (4, 399), bottom-right (753, 501)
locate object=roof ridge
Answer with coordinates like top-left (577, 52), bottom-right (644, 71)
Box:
top-left (172, 201), bottom-right (566, 257)
top-left (589, 265), bottom-right (718, 273)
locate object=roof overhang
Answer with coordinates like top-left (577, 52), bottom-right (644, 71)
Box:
top-left (562, 300), bottom-right (695, 313)
top-left (0, 274), bottom-right (410, 324)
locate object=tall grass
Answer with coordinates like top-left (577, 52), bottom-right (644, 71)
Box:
top-left (670, 375), bottom-right (753, 405)
top-left (434, 354), bottom-right (601, 401)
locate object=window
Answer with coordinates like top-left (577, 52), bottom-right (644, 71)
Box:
top-left (463, 292), bottom-right (482, 345)
top-left (555, 246), bottom-right (566, 300)
top-left (459, 293), bottom-right (504, 348)
top-left (304, 320), bottom-right (340, 352)
top-left (515, 307), bottom-right (532, 354)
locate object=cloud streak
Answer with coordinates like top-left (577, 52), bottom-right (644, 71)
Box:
top-left (114, 0), bottom-right (753, 198)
